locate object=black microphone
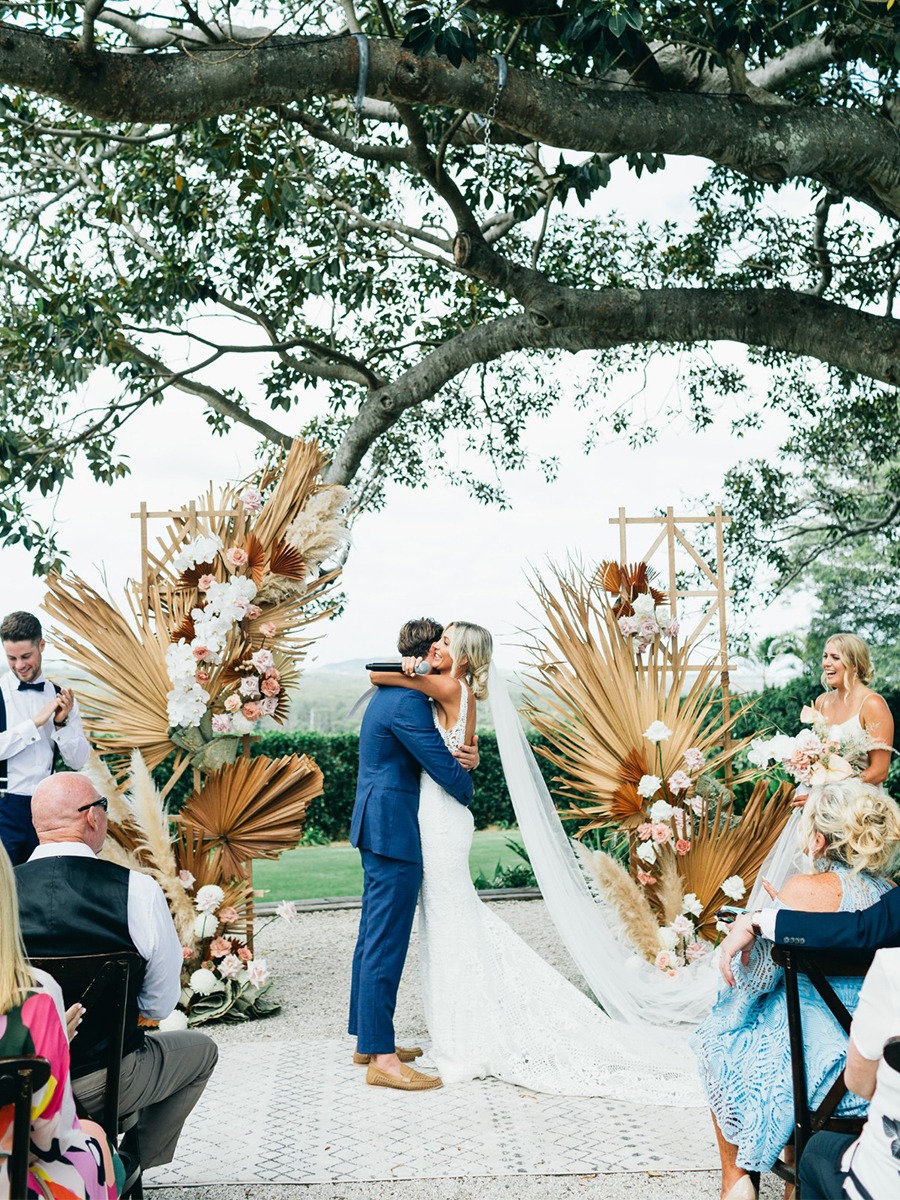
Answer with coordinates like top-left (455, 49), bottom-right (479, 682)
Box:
top-left (366, 660), bottom-right (432, 675)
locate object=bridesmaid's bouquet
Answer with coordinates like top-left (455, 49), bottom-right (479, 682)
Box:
top-left (747, 706), bottom-right (871, 786)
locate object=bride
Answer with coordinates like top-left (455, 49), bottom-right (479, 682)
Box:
top-left (371, 621), bottom-right (705, 1105)
top-left (747, 632), bottom-right (893, 906)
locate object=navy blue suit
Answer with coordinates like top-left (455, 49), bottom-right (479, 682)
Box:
top-left (775, 885), bottom-right (900, 950)
top-left (348, 686), bottom-right (474, 1053)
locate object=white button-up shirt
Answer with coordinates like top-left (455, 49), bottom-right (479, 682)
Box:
top-left (26, 842), bottom-right (183, 1019)
top-left (0, 673), bottom-right (90, 794)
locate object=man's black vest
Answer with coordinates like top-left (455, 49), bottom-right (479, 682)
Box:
top-left (15, 856), bottom-right (147, 1076)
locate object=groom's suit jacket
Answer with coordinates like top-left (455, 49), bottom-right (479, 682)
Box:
top-left (774, 885), bottom-right (900, 951)
top-left (350, 686), bottom-right (473, 863)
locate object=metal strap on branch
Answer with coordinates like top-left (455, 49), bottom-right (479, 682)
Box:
top-left (483, 53), bottom-right (508, 166)
top-left (351, 32), bottom-right (369, 149)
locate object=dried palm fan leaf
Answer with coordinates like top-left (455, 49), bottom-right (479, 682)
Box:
top-left (595, 560), bottom-right (667, 615)
top-left (678, 779), bottom-right (795, 940)
top-left (172, 825), bottom-right (254, 943)
top-left (43, 574), bottom-right (173, 775)
top-left (655, 851), bottom-right (685, 925)
top-left (177, 754), bottom-right (323, 881)
top-left (169, 613), bottom-right (196, 644)
top-left (523, 563), bottom-right (752, 836)
top-left (572, 842), bottom-right (662, 963)
top-left (253, 439), bottom-right (328, 549)
top-left (243, 533), bottom-right (267, 588)
top-left (268, 539), bottom-right (307, 581)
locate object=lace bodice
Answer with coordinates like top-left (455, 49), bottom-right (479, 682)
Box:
top-left (430, 680), bottom-right (468, 752)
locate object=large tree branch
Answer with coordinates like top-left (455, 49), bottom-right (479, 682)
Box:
top-left (325, 287), bottom-right (900, 485)
top-left (3, 29), bottom-right (899, 218)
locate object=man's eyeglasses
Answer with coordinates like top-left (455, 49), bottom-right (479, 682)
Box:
top-left (76, 797), bottom-right (108, 814)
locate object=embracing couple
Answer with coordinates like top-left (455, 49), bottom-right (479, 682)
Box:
top-left (347, 616), bottom-right (704, 1105)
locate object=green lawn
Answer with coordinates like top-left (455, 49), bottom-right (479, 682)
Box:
top-left (252, 828), bottom-right (526, 901)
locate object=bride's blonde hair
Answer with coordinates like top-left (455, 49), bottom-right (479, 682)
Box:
top-left (0, 844), bottom-right (35, 1012)
top-left (448, 622), bottom-right (493, 702)
top-left (798, 779), bottom-right (900, 876)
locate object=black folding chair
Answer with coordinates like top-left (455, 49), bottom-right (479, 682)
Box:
top-left (0, 1055), bottom-right (51, 1198)
top-left (769, 944), bottom-right (877, 1198)
top-left (32, 952), bottom-right (144, 1199)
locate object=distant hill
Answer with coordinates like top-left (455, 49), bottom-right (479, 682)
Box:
top-left (289, 660), bottom-right (532, 734)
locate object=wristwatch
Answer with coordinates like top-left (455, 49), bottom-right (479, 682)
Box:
top-left (53, 717), bottom-right (68, 729)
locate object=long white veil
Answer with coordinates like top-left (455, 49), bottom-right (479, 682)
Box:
top-left (488, 663), bottom-right (719, 1027)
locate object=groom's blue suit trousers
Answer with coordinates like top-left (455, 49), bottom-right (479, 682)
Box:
top-left (349, 848), bottom-right (422, 1054)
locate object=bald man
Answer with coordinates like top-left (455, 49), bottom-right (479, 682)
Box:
top-left (15, 772), bottom-right (218, 1169)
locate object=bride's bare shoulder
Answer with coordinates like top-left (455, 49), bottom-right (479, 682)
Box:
top-left (779, 871), bottom-right (842, 912)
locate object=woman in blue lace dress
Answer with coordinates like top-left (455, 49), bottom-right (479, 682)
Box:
top-left (691, 780), bottom-right (900, 1200)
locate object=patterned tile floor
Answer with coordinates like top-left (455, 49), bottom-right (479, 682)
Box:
top-left (143, 1039), bottom-right (719, 1187)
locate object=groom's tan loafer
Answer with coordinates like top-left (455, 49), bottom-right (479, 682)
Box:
top-left (366, 1062), bottom-right (443, 1091)
top-left (353, 1046), bottom-right (423, 1065)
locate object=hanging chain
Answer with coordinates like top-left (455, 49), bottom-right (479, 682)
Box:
top-left (351, 32), bottom-right (369, 151)
top-left (482, 53), bottom-right (508, 170)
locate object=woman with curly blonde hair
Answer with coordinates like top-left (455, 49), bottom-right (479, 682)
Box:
top-left (692, 780), bottom-right (900, 1200)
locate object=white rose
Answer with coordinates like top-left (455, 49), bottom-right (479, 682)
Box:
top-left (193, 912), bottom-right (219, 940)
top-left (644, 721), bottom-right (673, 744)
top-left (649, 799), bottom-right (674, 823)
top-left (636, 841), bottom-right (658, 865)
top-left (195, 884), bottom-right (225, 913)
top-left (637, 774), bottom-right (663, 799)
top-left (188, 968), bottom-right (222, 996)
top-left (632, 594), bottom-right (656, 619)
top-left (682, 892), bottom-right (703, 918)
top-left (721, 875), bottom-right (747, 901)
top-left (671, 914), bottom-right (695, 937)
top-left (657, 926), bottom-right (678, 951)
top-left (157, 1009), bottom-right (189, 1032)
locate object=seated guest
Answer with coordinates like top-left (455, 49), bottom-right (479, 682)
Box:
top-left (799, 946), bottom-right (900, 1199)
top-left (691, 781), bottom-right (900, 1200)
top-left (15, 772), bottom-right (218, 1170)
top-left (0, 841), bottom-right (118, 1199)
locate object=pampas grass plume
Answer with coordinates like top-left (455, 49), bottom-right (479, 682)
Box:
top-left (574, 843), bottom-right (661, 964)
top-left (656, 851), bottom-right (684, 925)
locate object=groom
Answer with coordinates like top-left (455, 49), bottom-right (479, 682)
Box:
top-left (349, 617), bottom-right (477, 1091)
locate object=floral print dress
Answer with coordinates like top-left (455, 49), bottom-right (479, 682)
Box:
top-left (0, 972), bottom-right (116, 1200)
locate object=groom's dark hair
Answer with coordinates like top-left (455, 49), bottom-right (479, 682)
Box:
top-left (397, 617), bottom-right (443, 658)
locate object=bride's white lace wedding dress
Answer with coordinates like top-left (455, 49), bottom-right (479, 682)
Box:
top-left (416, 679), bottom-right (704, 1105)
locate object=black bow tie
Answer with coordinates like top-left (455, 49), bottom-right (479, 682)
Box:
top-left (17, 681), bottom-right (45, 692)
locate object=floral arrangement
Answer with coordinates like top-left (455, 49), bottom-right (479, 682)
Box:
top-left (596, 560), bottom-right (678, 652)
top-left (526, 561), bottom-right (795, 979)
top-left (159, 881), bottom-right (298, 1028)
top-left (747, 705), bottom-right (872, 787)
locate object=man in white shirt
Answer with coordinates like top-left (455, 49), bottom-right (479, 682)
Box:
top-left (16, 770), bottom-right (218, 1169)
top-left (0, 609), bottom-right (90, 863)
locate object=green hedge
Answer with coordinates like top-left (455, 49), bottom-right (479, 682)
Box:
top-left (155, 730), bottom-right (561, 842)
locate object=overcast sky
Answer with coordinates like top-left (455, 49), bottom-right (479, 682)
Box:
top-left (1, 155), bottom-right (812, 677)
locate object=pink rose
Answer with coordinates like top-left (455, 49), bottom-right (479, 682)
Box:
top-left (675, 838), bottom-right (691, 856)
top-left (181, 945), bottom-right (195, 961)
top-left (208, 937), bottom-right (232, 959)
top-left (178, 869), bottom-right (195, 889)
top-left (247, 604), bottom-right (262, 620)
top-left (242, 701), bottom-right (261, 721)
top-left (241, 487), bottom-right (263, 514)
top-left (223, 693), bottom-right (241, 713)
top-left (192, 645), bottom-right (211, 661)
top-left (636, 822), bottom-right (653, 841)
top-left (654, 951), bottom-right (672, 971)
top-left (637, 870), bottom-right (657, 886)
top-left (651, 823), bottom-right (672, 844)
top-left (686, 941), bottom-right (709, 962)
top-left (683, 747), bottom-right (706, 772)
top-left (258, 697), bottom-right (278, 717)
top-left (195, 669), bottom-right (210, 685)
top-left (260, 622), bottom-right (278, 639)
top-left (198, 574), bottom-right (215, 591)
top-left (265, 668), bottom-right (280, 682)
top-left (218, 906), bottom-right (239, 925)
top-left (237, 945), bottom-right (253, 962)
top-left (251, 649), bottom-right (275, 672)
top-left (226, 546), bottom-right (249, 569)
top-left (239, 676), bottom-right (260, 698)
top-left (260, 676), bottom-right (281, 697)
top-left (218, 954), bottom-right (243, 980)
top-left (667, 770), bottom-right (692, 795)
top-left (211, 714), bottom-right (232, 734)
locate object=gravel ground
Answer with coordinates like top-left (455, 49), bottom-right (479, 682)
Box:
top-left (146, 899), bottom-right (784, 1200)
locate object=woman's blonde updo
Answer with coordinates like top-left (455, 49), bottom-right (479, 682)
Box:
top-left (821, 633), bottom-right (875, 689)
top-left (797, 779), bottom-right (900, 877)
top-left (448, 621), bottom-right (493, 702)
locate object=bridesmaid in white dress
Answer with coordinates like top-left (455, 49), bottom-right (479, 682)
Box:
top-left (749, 633), bottom-right (894, 906)
top-left (371, 622), bottom-right (704, 1105)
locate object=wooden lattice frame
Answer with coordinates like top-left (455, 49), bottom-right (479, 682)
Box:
top-left (608, 505), bottom-right (735, 782)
